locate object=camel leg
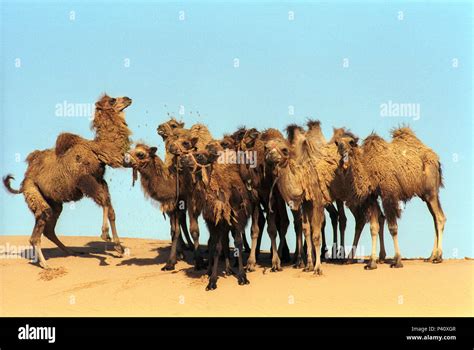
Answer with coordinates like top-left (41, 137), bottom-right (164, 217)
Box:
top-left (320, 216), bottom-right (327, 260)
top-left (246, 205), bottom-right (260, 272)
top-left (43, 202), bottom-right (79, 256)
top-left (311, 205), bottom-right (325, 276)
top-left (346, 205), bottom-right (365, 262)
top-left (23, 182), bottom-right (51, 269)
top-left (302, 204), bottom-right (314, 272)
top-left (232, 229), bottom-right (250, 285)
top-left (387, 217), bottom-right (403, 268)
top-left (222, 232), bottom-right (233, 275)
top-left (179, 210), bottom-right (193, 251)
top-left (77, 177), bottom-right (124, 254)
top-left (292, 209), bottom-right (304, 269)
top-left (206, 226), bottom-right (222, 291)
top-left (188, 208), bottom-right (204, 270)
top-left (336, 200), bottom-right (347, 259)
top-left (425, 196), bottom-right (446, 263)
top-left (326, 204), bottom-right (339, 259)
top-left (267, 210), bottom-right (282, 272)
top-left (255, 205), bottom-right (265, 260)
top-left (364, 206), bottom-right (380, 270)
top-left (162, 212), bottom-right (180, 271)
top-left (377, 211), bottom-right (387, 263)
top-left (100, 206), bottom-right (111, 242)
top-left (276, 196), bottom-right (291, 263)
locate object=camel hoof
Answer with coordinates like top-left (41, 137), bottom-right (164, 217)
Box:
top-left (101, 232), bottom-right (111, 242)
top-left (237, 272), bottom-right (250, 285)
top-left (206, 279), bottom-right (217, 291)
top-left (161, 263), bottom-right (176, 271)
top-left (390, 261), bottom-right (404, 268)
top-left (270, 265), bottom-right (282, 272)
top-left (246, 262), bottom-right (256, 272)
top-left (114, 244), bottom-right (124, 255)
top-left (364, 260), bottom-right (377, 270)
top-left (303, 264), bottom-right (314, 272)
top-left (39, 262), bottom-right (51, 270)
top-left (432, 257), bottom-right (443, 264)
top-left (293, 259), bottom-right (305, 269)
top-left (314, 267), bottom-right (323, 276)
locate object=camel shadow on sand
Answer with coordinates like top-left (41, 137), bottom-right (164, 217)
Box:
top-left (25, 241), bottom-right (123, 267)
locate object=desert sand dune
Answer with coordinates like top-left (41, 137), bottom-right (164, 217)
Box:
top-left (0, 236), bottom-right (472, 317)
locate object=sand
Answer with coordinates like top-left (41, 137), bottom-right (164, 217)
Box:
top-left (0, 235), bottom-right (472, 317)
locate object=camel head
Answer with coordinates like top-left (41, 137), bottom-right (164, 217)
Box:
top-left (157, 118), bottom-right (185, 140)
top-left (264, 137), bottom-right (291, 168)
top-left (125, 144), bottom-right (157, 185)
top-left (333, 131), bottom-right (359, 171)
top-left (231, 127), bottom-right (248, 145)
top-left (220, 134), bottom-right (237, 150)
top-left (240, 128), bottom-right (260, 150)
top-left (179, 141), bottom-right (220, 173)
top-left (285, 124), bottom-right (306, 146)
top-left (95, 94), bottom-right (132, 115)
top-left (166, 133), bottom-right (199, 157)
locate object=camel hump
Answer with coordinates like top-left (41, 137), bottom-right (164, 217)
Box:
top-left (55, 133), bottom-right (84, 156)
top-left (391, 126), bottom-right (418, 141)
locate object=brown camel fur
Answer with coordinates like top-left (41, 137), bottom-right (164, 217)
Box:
top-left (178, 142), bottom-right (252, 290)
top-left (3, 94), bottom-right (132, 268)
top-left (335, 127), bottom-right (446, 269)
top-left (126, 143), bottom-right (191, 269)
top-left (163, 124), bottom-right (214, 268)
top-left (233, 127), bottom-right (295, 271)
top-left (329, 127), bottom-right (386, 262)
top-left (286, 122), bottom-right (340, 260)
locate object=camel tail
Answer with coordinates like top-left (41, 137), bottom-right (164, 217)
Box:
top-left (3, 174), bottom-right (22, 194)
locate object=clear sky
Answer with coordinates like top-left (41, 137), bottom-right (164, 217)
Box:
top-left (1, 0), bottom-right (472, 258)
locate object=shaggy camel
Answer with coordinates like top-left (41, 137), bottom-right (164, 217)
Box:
top-left (335, 127), bottom-right (446, 269)
top-left (231, 127), bottom-right (295, 271)
top-left (286, 122), bottom-right (340, 260)
top-left (328, 127), bottom-right (386, 262)
top-left (156, 119), bottom-right (214, 255)
top-left (126, 143), bottom-right (192, 269)
top-left (3, 94), bottom-right (132, 268)
top-left (179, 141), bottom-right (252, 290)
top-left (264, 129), bottom-right (336, 275)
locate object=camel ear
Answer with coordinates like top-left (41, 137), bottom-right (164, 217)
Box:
top-left (249, 129), bottom-right (259, 139)
top-left (178, 121), bottom-right (185, 128)
top-left (190, 137), bottom-right (199, 148)
top-left (149, 147), bottom-right (158, 156)
top-left (334, 140), bottom-right (339, 147)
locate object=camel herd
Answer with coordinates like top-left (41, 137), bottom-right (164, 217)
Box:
top-left (3, 94), bottom-right (446, 290)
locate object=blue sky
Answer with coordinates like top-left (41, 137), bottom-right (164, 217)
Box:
top-left (1, 1), bottom-right (472, 258)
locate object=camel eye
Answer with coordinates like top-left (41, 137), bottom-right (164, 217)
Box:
top-left (136, 152), bottom-right (145, 159)
top-left (182, 141), bottom-right (190, 148)
top-left (109, 98), bottom-right (116, 105)
top-left (349, 140), bottom-right (357, 147)
top-left (171, 124), bottom-right (177, 129)
top-left (282, 148), bottom-right (289, 156)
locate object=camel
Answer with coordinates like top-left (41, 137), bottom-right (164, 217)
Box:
top-left (231, 127), bottom-right (295, 271)
top-left (3, 94), bottom-right (132, 268)
top-left (328, 127), bottom-right (386, 262)
top-left (178, 141), bottom-right (252, 290)
top-left (286, 122), bottom-right (340, 261)
top-left (335, 127), bottom-right (446, 269)
top-left (126, 143), bottom-right (192, 269)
